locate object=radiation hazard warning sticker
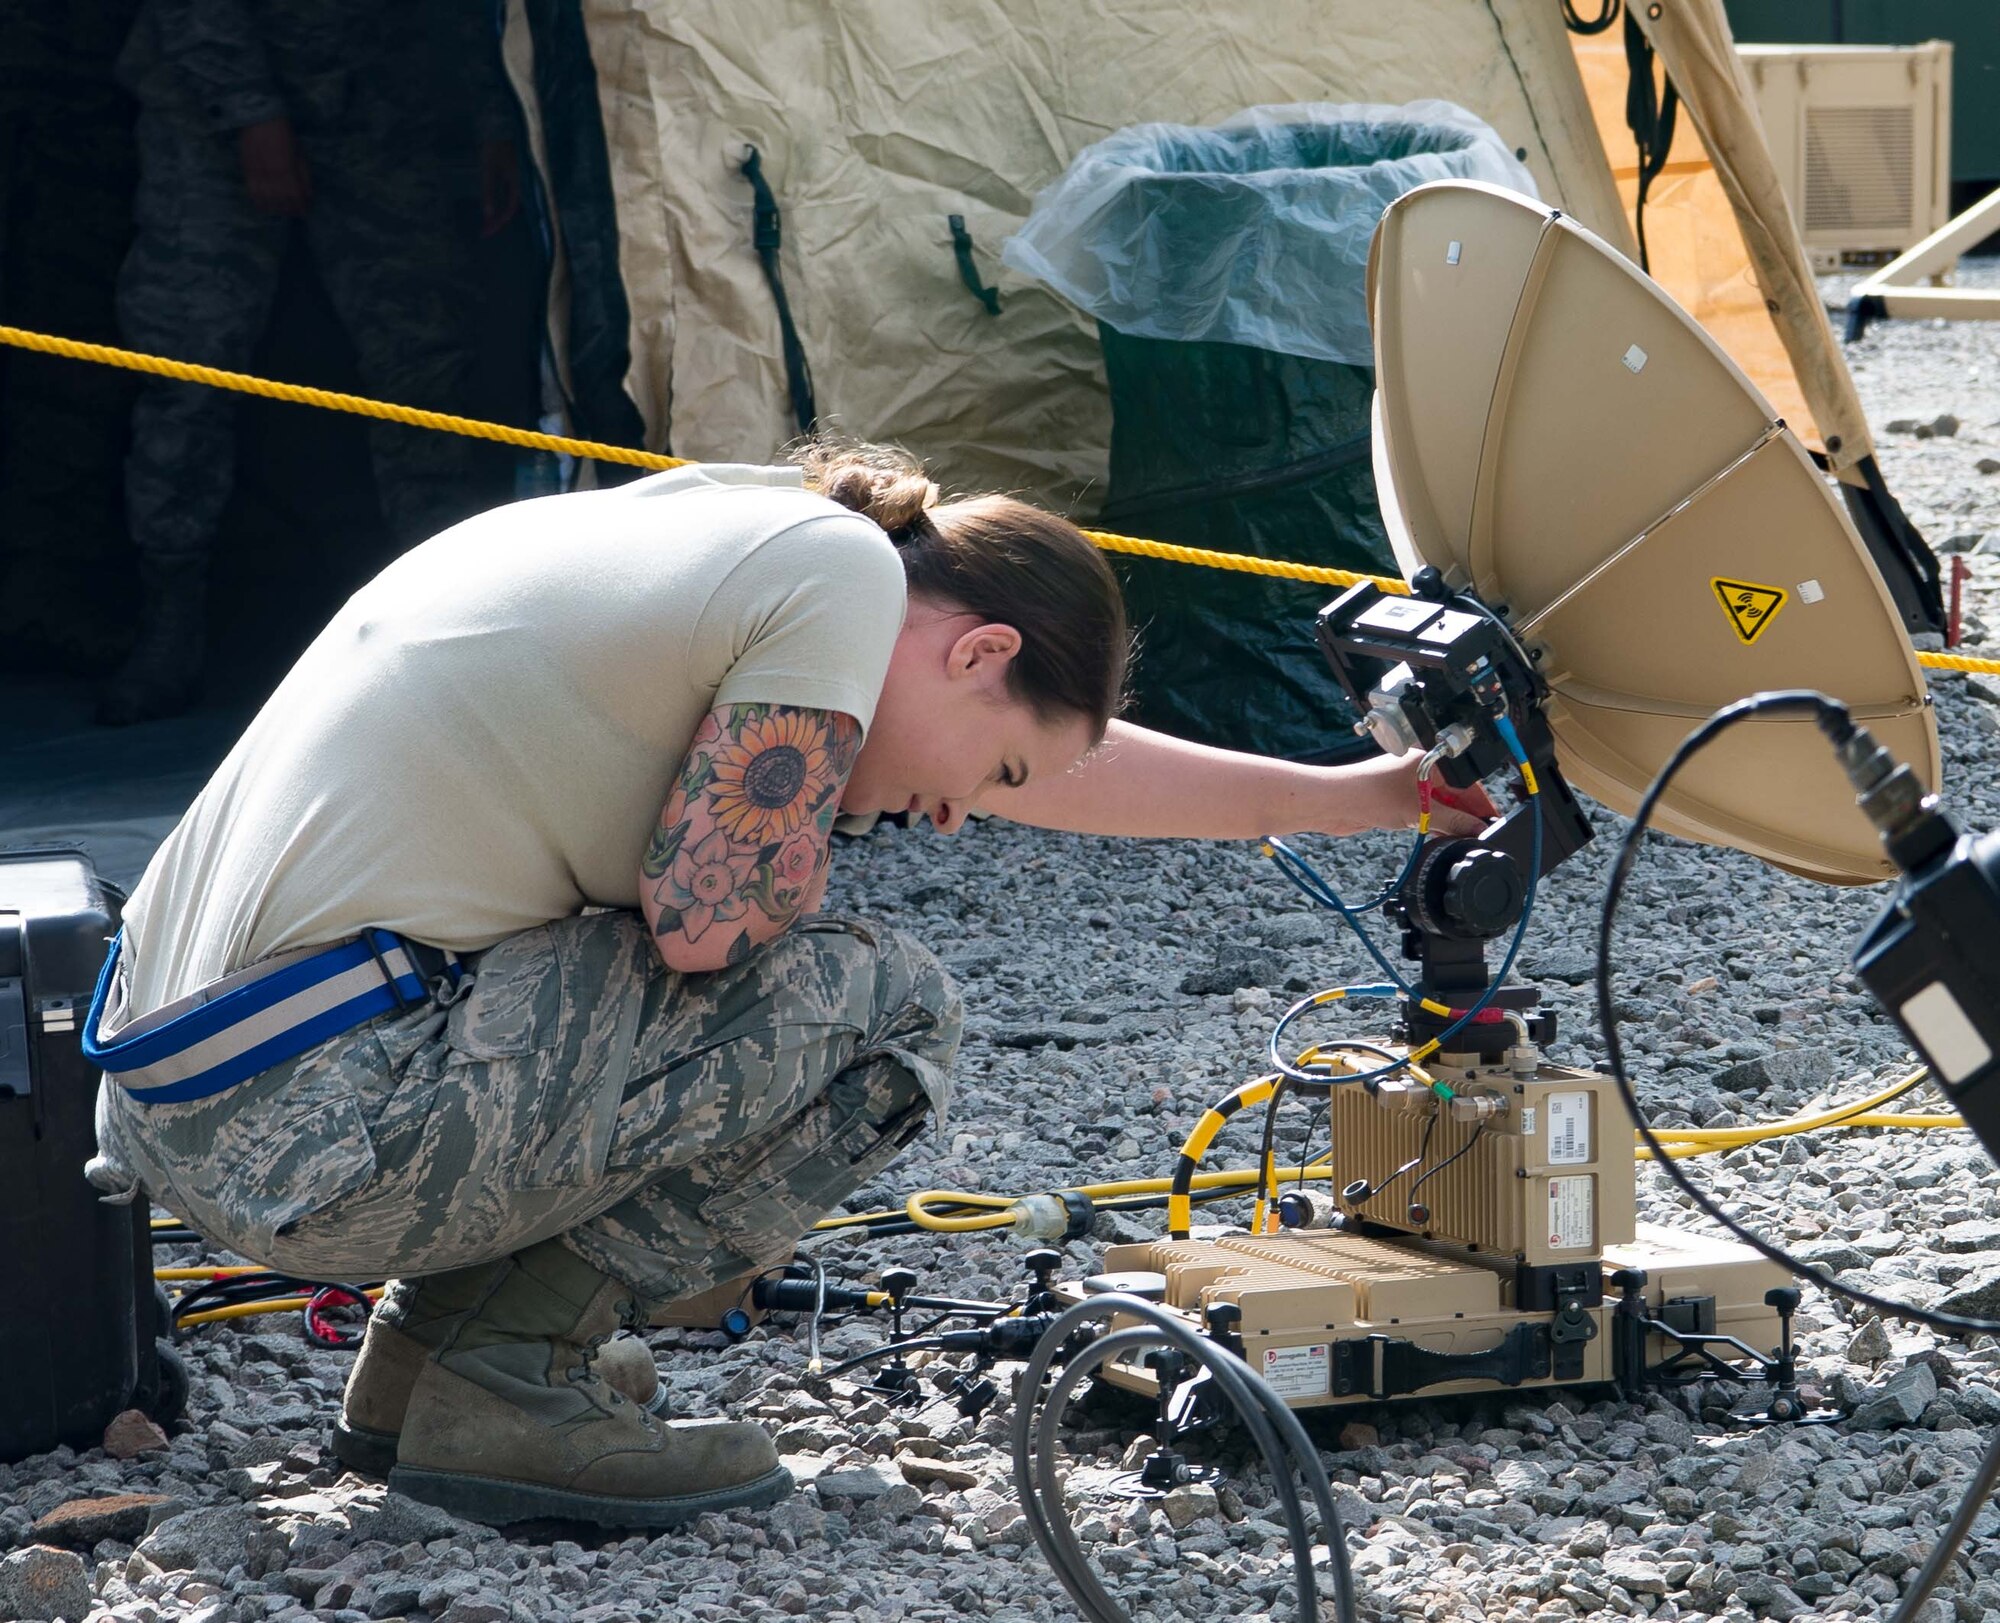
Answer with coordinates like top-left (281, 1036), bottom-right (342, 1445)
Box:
top-left (1711, 577), bottom-right (1787, 645)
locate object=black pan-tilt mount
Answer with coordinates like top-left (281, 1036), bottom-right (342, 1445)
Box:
top-left (1316, 568), bottom-right (1596, 1059)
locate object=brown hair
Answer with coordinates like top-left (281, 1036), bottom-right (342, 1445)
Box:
top-left (796, 440), bottom-right (1130, 739)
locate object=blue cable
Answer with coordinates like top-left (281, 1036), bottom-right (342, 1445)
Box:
top-left (1266, 717), bottom-right (1544, 1089)
top-left (1263, 835), bottom-right (1419, 994)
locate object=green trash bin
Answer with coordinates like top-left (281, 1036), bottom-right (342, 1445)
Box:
top-left (1004, 102), bottom-right (1536, 761)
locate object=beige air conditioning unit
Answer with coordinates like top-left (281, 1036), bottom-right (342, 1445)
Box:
top-left (1738, 41), bottom-right (1952, 271)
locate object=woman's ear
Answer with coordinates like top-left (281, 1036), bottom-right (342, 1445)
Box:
top-left (948, 622), bottom-right (1022, 689)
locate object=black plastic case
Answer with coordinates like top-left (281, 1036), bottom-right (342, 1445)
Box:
top-left (0, 848), bottom-right (181, 1462)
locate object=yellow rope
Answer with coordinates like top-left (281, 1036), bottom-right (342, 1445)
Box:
top-left (1081, 527), bottom-right (1405, 593)
top-left (4, 321), bottom-right (1993, 675)
top-left (1907, 650), bottom-right (2000, 675)
top-left (0, 324), bottom-right (687, 475)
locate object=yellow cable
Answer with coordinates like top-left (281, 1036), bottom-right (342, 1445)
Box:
top-left (905, 1190), bottom-right (1017, 1232)
top-left (1636, 1070), bottom-right (1948, 1159)
top-left (153, 1266), bottom-right (268, 1280)
top-left (176, 1288), bottom-right (383, 1328)
top-left (1641, 1069), bottom-right (1925, 1142)
top-left (2, 321), bottom-right (1994, 677)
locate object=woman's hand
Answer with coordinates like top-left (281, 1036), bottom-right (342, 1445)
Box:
top-left (1320, 751), bottom-right (1497, 838)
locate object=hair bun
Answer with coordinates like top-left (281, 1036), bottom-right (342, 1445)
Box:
top-left (794, 440), bottom-right (940, 539)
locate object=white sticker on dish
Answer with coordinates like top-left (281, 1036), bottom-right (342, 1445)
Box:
top-left (1797, 578), bottom-right (1825, 604)
top-left (1622, 344), bottom-right (1648, 373)
top-left (1446, 240), bottom-right (1463, 265)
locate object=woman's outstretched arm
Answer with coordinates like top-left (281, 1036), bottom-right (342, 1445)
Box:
top-left (976, 720), bottom-right (1493, 840)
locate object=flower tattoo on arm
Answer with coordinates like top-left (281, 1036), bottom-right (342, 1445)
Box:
top-left (642, 703), bottom-right (862, 969)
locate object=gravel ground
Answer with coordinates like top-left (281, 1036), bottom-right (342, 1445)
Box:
top-left (8, 268), bottom-right (2000, 1623)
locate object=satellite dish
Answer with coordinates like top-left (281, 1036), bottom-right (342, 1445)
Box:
top-left (1367, 181), bottom-right (1937, 885)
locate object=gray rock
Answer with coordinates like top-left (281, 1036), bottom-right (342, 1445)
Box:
top-left (1935, 1219), bottom-right (2000, 1254)
top-left (813, 1465), bottom-right (902, 1503)
top-left (1846, 1318), bottom-right (1893, 1366)
top-left (1736, 1574), bottom-right (1813, 1619)
top-left (1933, 1267), bottom-right (2000, 1321)
top-left (1529, 952), bottom-right (1597, 986)
top-left (341, 1491), bottom-right (492, 1548)
top-left (100, 1409), bottom-right (170, 1459)
top-left (138, 1507), bottom-right (289, 1578)
top-left (986, 1016), bottom-right (1153, 1050)
top-left (1956, 1384), bottom-right (2000, 1424)
top-left (27, 1493), bottom-right (174, 1549)
top-left (1603, 1551), bottom-right (1670, 1596)
top-left (1254, 914), bottom-right (1328, 950)
top-left (436, 1599), bottom-right (511, 1623)
top-left (1160, 1483), bottom-right (1219, 1529)
top-left (1178, 943), bottom-right (1285, 996)
top-left (0, 1546), bottom-right (92, 1622)
top-left (1851, 1362), bottom-right (1938, 1430)
top-left (1710, 1048), bottom-right (1836, 1096)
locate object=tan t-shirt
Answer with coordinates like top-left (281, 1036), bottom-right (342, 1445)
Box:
top-left (121, 463), bottom-right (907, 1018)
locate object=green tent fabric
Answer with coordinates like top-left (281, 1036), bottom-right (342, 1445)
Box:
top-left (1006, 102), bottom-right (1536, 760)
top-left (1098, 331), bottom-right (1387, 763)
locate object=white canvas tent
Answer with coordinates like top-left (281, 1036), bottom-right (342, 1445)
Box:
top-left (504, 0), bottom-right (1940, 626)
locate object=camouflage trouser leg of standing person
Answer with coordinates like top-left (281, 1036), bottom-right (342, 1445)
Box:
top-left (117, 107), bottom-right (290, 569)
top-left (93, 913), bottom-right (960, 1308)
top-left (303, 107), bottom-right (490, 545)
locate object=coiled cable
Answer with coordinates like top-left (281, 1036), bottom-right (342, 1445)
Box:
top-left (1012, 1294), bottom-right (1357, 1623)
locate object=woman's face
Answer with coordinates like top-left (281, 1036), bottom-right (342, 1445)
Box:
top-left (844, 604), bottom-right (1097, 834)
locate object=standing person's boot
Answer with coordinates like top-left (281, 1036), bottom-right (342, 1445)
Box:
top-left (95, 559), bottom-right (208, 726)
top-left (388, 1239), bottom-right (790, 1528)
top-left (332, 1264), bottom-right (666, 1478)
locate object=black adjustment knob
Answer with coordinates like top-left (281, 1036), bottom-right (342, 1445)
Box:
top-left (1024, 1248), bottom-right (1062, 1287)
top-left (1205, 1302), bottom-right (1242, 1343)
top-left (1442, 848), bottom-right (1526, 934)
top-left (881, 1267), bottom-right (918, 1303)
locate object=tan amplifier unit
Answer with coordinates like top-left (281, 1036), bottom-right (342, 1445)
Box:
top-left (1083, 1225), bottom-right (1786, 1409)
top-left (1319, 1065), bottom-right (1636, 1270)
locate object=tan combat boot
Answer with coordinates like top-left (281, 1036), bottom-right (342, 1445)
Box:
top-left (387, 1240), bottom-right (790, 1528)
top-left (332, 1266), bottom-right (664, 1478)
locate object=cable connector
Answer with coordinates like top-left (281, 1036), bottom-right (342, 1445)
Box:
top-left (1010, 1190), bottom-right (1095, 1241)
top-left (1833, 718), bottom-right (1955, 873)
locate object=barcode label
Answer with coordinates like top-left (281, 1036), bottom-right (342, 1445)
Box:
top-left (1546, 1091), bottom-right (1590, 1165)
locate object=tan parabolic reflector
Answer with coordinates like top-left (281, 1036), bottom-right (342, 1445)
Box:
top-left (1367, 181), bottom-right (1936, 886)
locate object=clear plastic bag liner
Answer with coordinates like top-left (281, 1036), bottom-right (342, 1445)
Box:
top-left (1002, 100), bottom-right (1537, 366)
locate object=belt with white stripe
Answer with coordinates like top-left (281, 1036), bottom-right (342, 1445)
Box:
top-left (84, 928), bottom-right (463, 1105)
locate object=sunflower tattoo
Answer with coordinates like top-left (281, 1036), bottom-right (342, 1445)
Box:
top-left (645, 703), bottom-right (862, 961)
top-left (708, 709), bottom-right (831, 844)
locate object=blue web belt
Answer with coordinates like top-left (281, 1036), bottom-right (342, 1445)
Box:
top-left (84, 928), bottom-right (463, 1105)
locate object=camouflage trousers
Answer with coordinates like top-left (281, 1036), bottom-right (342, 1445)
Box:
top-left (117, 104), bottom-right (488, 563)
top-left (94, 913), bottom-right (960, 1306)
